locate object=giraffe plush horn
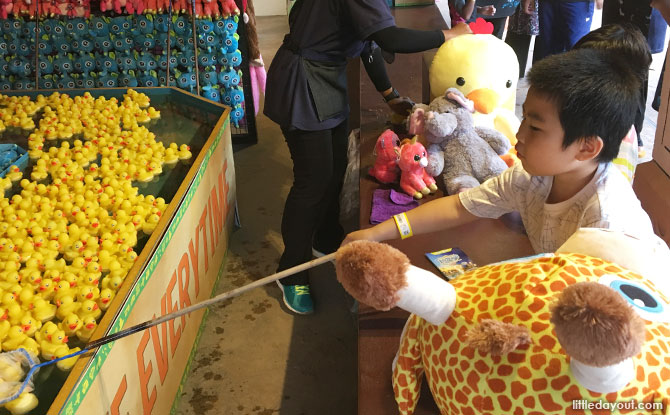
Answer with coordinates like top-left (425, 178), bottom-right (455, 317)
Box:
top-left (335, 241), bottom-right (456, 325)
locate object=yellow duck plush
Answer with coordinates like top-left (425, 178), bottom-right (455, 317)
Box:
top-left (3, 392), bottom-right (39, 415)
top-left (429, 21), bottom-right (520, 163)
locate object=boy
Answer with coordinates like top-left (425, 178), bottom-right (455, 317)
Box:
top-left (343, 48), bottom-right (656, 253)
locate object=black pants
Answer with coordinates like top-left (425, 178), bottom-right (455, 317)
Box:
top-left (485, 16), bottom-right (508, 40)
top-left (278, 120), bottom-right (348, 286)
top-left (505, 31), bottom-right (533, 78)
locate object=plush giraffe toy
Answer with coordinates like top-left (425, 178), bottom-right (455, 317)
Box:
top-left (336, 230), bottom-right (670, 415)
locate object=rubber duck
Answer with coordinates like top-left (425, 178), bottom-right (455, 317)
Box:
top-left (55, 295), bottom-right (80, 321)
top-left (142, 213), bottom-right (160, 235)
top-left (77, 286), bottom-right (100, 303)
top-left (101, 274), bottom-right (124, 292)
top-left (75, 316), bottom-right (97, 342)
top-left (2, 326), bottom-right (29, 351)
top-left (3, 392), bottom-right (39, 415)
top-left (40, 328), bottom-right (69, 360)
top-left (177, 144), bottom-right (192, 160)
top-left (35, 321), bottom-right (58, 343)
top-left (0, 319), bottom-right (10, 343)
top-left (58, 314), bottom-right (82, 339)
top-left (55, 345), bottom-right (81, 371)
top-left (147, 106), bottom-right (160, 119)
top-left (31, 297), bottom-right (56, 323)
top-left (0, 351), bottom-right (23, 382)
top-left (19, 314), bottom-right (41, 338)
top-left (77, 299), bottom-right (101, 321)
top-left (97, 288), bottom-right (115, 311)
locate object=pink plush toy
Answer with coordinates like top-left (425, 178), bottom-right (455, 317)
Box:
top-left (398, 137), bottom-right (437, 199)
top-left (368, 129), bottom-right (400, 184)
top-left (250, 57), bottom-right (266, 116)
top-left (0, 0), bottom-right (12, 18)
top-left (219, 0), bottom-right (238, 16)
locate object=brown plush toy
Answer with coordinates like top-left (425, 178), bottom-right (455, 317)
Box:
top-left (335, 241), bottom-right (456, 325)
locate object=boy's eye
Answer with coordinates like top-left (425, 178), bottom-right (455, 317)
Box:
top-left (456, 77), bottom-right (465, 86)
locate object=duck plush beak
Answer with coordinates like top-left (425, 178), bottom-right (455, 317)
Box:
top-left (467, 88), bottom-right (499, 114)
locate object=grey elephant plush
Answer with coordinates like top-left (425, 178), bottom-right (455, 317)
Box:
top-left (408, 88), bottom-right (511, 194)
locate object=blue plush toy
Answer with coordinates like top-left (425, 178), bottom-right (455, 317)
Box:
top-left (198, 50), bottom-right (216, 67)
top-left (110, 16), bottom-right (132, 35)
top-left (135, 14), bottom-right (154, 34)
top-left (94, 36), bottom-right (114, 53)
top-left (38, 56), bottom-right (54, 75)
top-left (221, 86), bottom-right (244, 107)
top-left (199, 67), bottom-right (217, 86)
top-left (177, 49), bottom-right (195, 69)
top-left (0, 77), bottom-right (11, 90)
top-left (8, 57), bottom-right (31, 77)
top-left (89, 17), bottom-right (110, 37)
top-left (157, 52), bottom-right (178, 71)
top-left (12, 78), bottom-right (33, 90)
top-left (37, 40), bottom-right (53, 56)
top-left (65, 18), bottom-right (89, 38)
top-left (154, 14), bottom-right (170, 33)
top-left (197, 19), bottom-right (215, 34)
top-left (198, 33), bottom-right (218, 50)
top-left (74, 72), bottom-right (96, 89)
top-left (175, 69), bottom-right (197, 91)
top-left (135, 34), bottom-right (156, 50)
top-left (139, 70), bottom-right (158, 87)
top-left (75, 53), bottom-right (96, 73)
top-left (38, 75), bottom-right (55, 89)
top-left (219, 49), bottom-right (241, 68)
top-left (53, 54), bottom-right (74, 74)
top-left (72, 38), bottom-right (95, 55)
top-left (201, 85), bottom-right (220, 102)
top-left (42, 19), bottom-right (65, 37)
top-left (21, 21), bottom-right (36, 39)
top-left (96, 71), bottom-right (118, 88)
top-left (222, 33), bottom-right (239, 53)
top-left (137, 52), bottom-right (157, 71)
top-left (9, 38), bottom-right (30, 57)
top-left (173, 16), bottom-right (191, 36)
top-left (97, 53), bottom-right (118, 72)
top-left (52, 35), bottom-right (71, 54)
top-left (0, 41), bottom-right (7, 56)
top-left (56, 74), bottom-right (76, 89)
top-left (230, 105), bottom-right (245, 127)
top-left (117, 52), bottom-right (138, 71)
top-left (158, 73), bottom-right (176, 86)
top-left (118, 70), bottom-right (139, 87)
top-left (213, 15), bottom-right (237, 36)
top-left (217, 67), bottom-right (241, 89)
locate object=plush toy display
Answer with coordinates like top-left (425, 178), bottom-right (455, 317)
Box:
top-left (398, 137), bottom-right (437, 199)
top-left (336, 230), bottom-right (670, 415)
top-left (368, 129), bottom-right (400, 184)
top-left (410, 88), bottom-right (510, 194)
top-left (429, 19), bottom-right (520, 163)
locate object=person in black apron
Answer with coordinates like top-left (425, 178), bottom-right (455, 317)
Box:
top-left (264, 0), bottom-right (471, 315)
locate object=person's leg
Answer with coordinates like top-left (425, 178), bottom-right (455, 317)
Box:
top-left (485, 16), bottom-right (508, 39)
top-left (505, 31), bottom-right (532, 78)
top-left (278, 126), bottom-right (337, 287)
top-left (312, 120), bottom-right (348, 255)
top-left (561, 0), bottom-right (595, 51)
top-left (537, 0), bottom-right (562, 59)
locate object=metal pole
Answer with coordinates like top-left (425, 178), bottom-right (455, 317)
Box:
top-left (190, 0), bottom-right (200, 94)
top-left (166, 0), bottom-right (172, 86)
top-left (34, 0), bottom-right (40, 90)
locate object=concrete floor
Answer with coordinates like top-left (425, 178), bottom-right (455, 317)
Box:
top-left (175, 11), bottom-right (668, 415)
top-left (174, 15), bottom-right (358, 415)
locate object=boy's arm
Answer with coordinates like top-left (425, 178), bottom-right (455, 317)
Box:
top-left (342, 193), bottom-right (479, 245)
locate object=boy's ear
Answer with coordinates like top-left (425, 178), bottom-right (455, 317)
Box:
top-left (574, 136), bottom-right (603, 162)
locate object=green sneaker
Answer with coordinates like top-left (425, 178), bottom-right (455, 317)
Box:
top-left (276, 281), bottom-right (314, 314)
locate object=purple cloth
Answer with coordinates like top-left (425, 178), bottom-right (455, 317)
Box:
top-left (370, 189), bottom-right (419, 224)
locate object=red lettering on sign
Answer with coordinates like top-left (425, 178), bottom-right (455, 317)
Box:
top-left (207, 196), bottom-right (215, 258)
top-left (210, 185), bottom-right (222, 250)
top-left (136, 330), bottom-right (156, 414)
top-left (150, 296), bottom-right (169, 384)
top-left (222, 160), bottom-right (230, 218)
top-left (178, 252), bottom-right (192, 328)
top-left (188, 237), bottom-right (201, 297)
top-left (199, 206), bottom-right (209, 272)
top-left (166, 271), bottom-right (181, 357)
top-left (110, 375), bottom-right (127, 415)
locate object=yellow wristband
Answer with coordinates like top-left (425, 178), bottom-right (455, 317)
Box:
top-left (393, 212), bottom-right (413, 239)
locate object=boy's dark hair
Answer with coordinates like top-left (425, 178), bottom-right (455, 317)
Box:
top-left (528, 48), bottom-right (640, 162)
top-left (573, 23), bottom-right (652, 82)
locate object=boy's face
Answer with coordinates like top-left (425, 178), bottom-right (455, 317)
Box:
top-left (515, 87), bottom-right (583, 176)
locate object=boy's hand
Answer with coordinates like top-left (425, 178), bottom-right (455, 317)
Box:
top-left (341, 229), bottom-right (381, 247)
top-left (476, 5), bottom-right (496, 16)
top-left (595, 0), bottom-right (603, 9)
top-left (387, 96), bottom-right (415, 116)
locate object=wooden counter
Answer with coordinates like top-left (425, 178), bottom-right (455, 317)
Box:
top-left (354, 6), bottom-right (534, 415)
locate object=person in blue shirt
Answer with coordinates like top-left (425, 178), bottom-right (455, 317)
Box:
top-left (264, 0), bottom-right (470, 315)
